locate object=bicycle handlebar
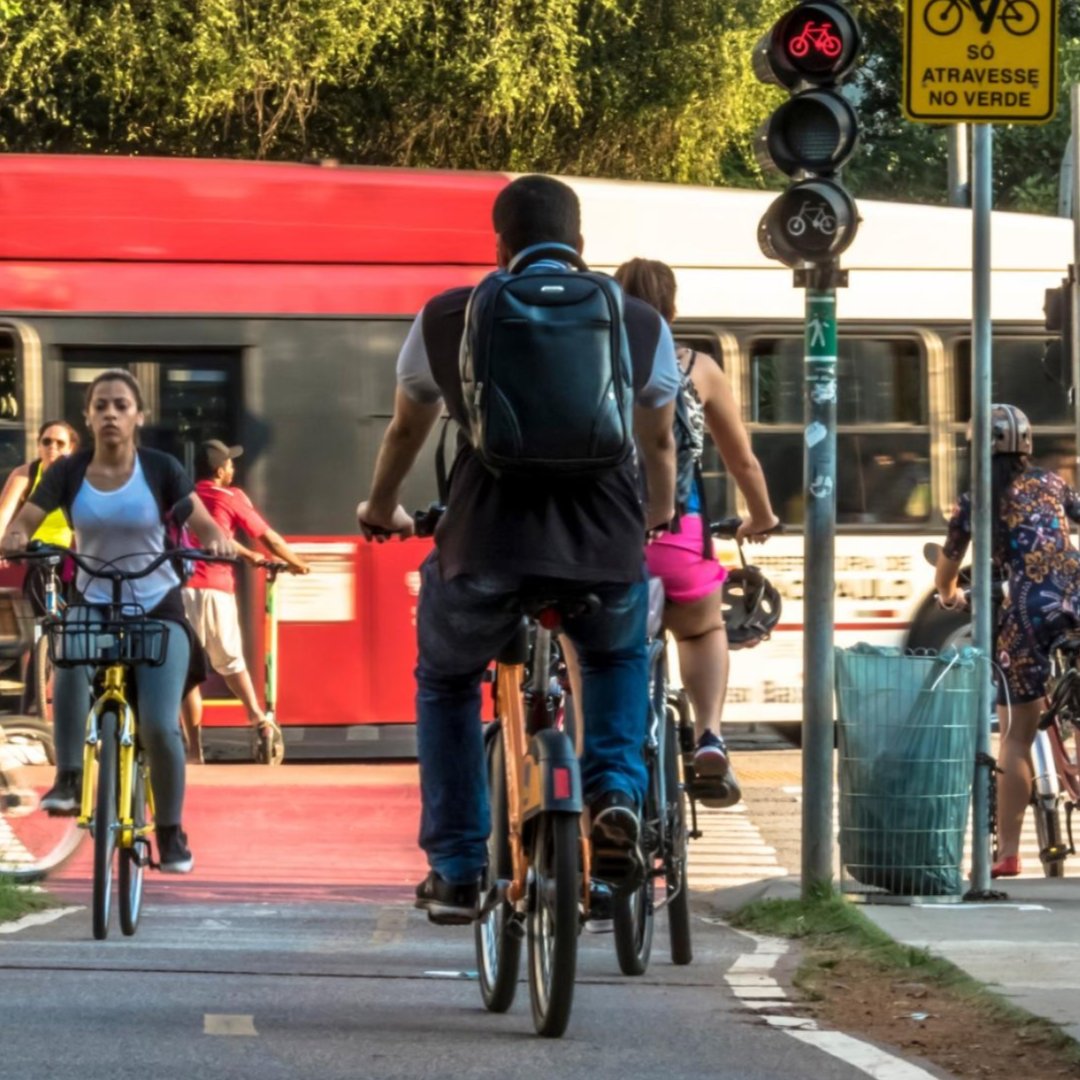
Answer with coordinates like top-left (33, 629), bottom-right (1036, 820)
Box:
top-left (9, 543), bottom-right (238, 582)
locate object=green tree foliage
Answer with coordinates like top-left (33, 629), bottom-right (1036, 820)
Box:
top-left (0, 0), bottom-right (1074, 212)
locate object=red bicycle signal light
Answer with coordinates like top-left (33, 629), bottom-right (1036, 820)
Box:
top-left (753, 1), bottom-right (862, 90)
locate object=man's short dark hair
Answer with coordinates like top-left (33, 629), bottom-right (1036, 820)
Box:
top-left (492, 175), bottom-right (581, 256)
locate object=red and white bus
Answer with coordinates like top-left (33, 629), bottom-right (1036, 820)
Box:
top-left (0, 154), bottom-right (1071, 752)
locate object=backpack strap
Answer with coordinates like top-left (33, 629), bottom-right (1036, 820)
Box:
top-left (508, 242), bottom-right (588, 274)
top-left (14, 459), bottom-right (41, 516)
top-left (434, 416), bottom-right (454, 505)
top-left (681, 347), bottom-right (699, 378)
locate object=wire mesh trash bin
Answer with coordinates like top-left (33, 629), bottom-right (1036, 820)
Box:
top-left (835, 644), bottom-right (987, 902)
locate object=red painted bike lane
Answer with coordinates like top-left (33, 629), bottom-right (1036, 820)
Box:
top-left (47, 764), bottom-right (427, 905)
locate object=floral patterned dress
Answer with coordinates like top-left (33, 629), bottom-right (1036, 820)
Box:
top-left (944, 468), bottom-right (1080, 703)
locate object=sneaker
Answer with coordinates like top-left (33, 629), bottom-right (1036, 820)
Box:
top-left (589, 790), bottom-right (644, 895)
top-left (691, 731), bottom-right (742, 809)
top-left (414, 871), bottom-right (480, 925)
top-left (40, 770), bottom-right (82, 816)
top-left (584, 879), bottom-right (614, 934)
top-left (156, 825), bottom-right (195, 874)
top-left (251, 717), bottom-right (285, 766)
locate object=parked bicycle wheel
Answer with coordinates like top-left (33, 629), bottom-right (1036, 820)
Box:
top-left (475, 724), bottom-right (521, 1012)
top-left (665, 694), bottom-right (693, 966)
top-left (92, 710), bottom-right (119, 941)
top-left (0, 717), bottom-right (82, 882)
top-left (527, 811), bottom-right (579, 1038)
top-left (119, 754), bottom-right (150, 936)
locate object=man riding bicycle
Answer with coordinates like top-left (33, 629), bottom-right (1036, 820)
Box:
top-left (357, 175), bottom-right (678, 923)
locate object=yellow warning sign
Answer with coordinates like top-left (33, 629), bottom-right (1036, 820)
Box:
top-left (904, 0), bottom-right (1058, 123)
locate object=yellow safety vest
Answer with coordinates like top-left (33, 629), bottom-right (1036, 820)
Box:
top-left (28, 463), bottom-right (73, 548)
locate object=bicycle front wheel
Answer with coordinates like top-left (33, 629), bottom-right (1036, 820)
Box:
top-left (0, 718), bottom-right (82, 882)
top-left (1033, 796), bottom-right (1067, 878)
top-left (527, 812), bottom-right (579, 1038)
top-left (119, 755), bottom-right (149, 936)
top-left (92, 711), bottom-right (119, 940)
top-left (34, 636), bottom-right (52, 724)
top-left (613, 876), bottom-right (655, 976)
top-left (475, 724), bottom-right (521, 1012)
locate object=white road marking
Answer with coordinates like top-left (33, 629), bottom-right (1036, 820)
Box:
top-left (688, 804), bottom-right (789, 889)
top-left (204, 1014), bottom-right (257, 1036)
top-left (0, 907), bottom-right (82, 934)
top-left (726, 926), bottom-right (939, 1080)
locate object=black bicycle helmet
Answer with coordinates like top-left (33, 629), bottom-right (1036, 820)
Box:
top-left (722, 565), bottom-right (782, 649)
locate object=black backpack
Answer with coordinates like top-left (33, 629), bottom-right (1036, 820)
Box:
top-left (460, 243), bottom-right (634, 477)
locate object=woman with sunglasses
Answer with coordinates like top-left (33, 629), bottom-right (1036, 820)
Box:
top-left (0, 421), bottom-right (80, 712)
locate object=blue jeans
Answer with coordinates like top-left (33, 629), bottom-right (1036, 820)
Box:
top-left (415, 552), bottom-right (649, 884)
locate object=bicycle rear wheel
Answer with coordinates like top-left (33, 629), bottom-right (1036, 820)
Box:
top-left (119, 755), bottom-right (149, 936)
top-left (475, 724), bottom-right (520, 1012)
top-left (527, 812), bottom-right (579, 1038)
top-left (0, 718), bottom-right (82, 882)
top-left (92, 711), bottom-right (119, 941)
top-left (664, 699), bottom-right (692, 965)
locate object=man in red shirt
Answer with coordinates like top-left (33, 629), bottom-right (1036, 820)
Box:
top-left (181, 440), bottom-right (308, 763)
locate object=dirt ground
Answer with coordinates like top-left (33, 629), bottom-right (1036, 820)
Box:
top-left (796, 951), bottom-right (1079, 1080)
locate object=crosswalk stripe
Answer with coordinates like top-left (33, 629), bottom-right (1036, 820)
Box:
top-left (688, 804), bottom-right (789, 889)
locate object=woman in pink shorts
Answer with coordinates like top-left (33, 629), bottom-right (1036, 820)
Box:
top-left (616, 259), bottom-right (779, 807)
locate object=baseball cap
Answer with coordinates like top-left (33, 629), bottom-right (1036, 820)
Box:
top-left (200, 439), bottom-right (243, 471)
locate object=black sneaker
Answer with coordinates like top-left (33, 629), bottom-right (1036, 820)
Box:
top-left (414, 871), bottom-right (480, 925)
top-left (40, 770), bottom-right (82, 816)
top-left (589, 790), bottom-right (644, 895)
top-left (584, 879), bottom-right (615, 934)
top-left (156, 825), bottom-right (194, 874)
top-left (691, 731), bottom-right (741, 809)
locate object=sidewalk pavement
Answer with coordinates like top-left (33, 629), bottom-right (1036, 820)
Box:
top-left (707, 876), bottom-right (1080, 1047)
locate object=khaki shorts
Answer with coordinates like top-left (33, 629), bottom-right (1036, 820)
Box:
top-left (181, 587), bottom-right (246, 676)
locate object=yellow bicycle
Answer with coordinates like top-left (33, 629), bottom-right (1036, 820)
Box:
top-left (19, 544), bottom-right (231, 939)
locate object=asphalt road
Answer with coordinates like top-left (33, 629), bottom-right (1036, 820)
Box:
top-left (0, 758), bottom-right (914, 1080)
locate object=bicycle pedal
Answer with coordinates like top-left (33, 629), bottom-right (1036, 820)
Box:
top-left (506, 915), bottom-right (526, 941)
top-left (479, 880), bottom-right (510, 916)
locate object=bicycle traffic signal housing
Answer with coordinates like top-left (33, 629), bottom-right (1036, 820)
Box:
top-left (753, 0), bottom-right (863, 269)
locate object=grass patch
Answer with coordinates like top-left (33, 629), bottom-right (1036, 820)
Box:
top-left (0, 876), bottom-right (54, 924)
top-left (731, 883), bottom-right (1080, 1068)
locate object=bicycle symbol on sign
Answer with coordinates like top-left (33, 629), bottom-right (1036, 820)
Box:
top-left (923, 0), bottom-right (1039, 37)
top-left (787, 20), bottom-right (842, 58)
top-left (787, 202), bottom-right (836, 238)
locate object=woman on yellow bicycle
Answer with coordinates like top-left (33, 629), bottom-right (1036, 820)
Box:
top-left (0, 371), bottom-right (234, 873)
top-left (0, 420), bottom-right (80, 709)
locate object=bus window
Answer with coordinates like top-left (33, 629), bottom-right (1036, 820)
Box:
top-left (0, 331), bottom-right (29, 482)
top-left (951, 337), bottom-right (1076, 492)
top-left (749, 336), bottom-right (930, 529)
top-left (60, 350), bottom-right (243, 475)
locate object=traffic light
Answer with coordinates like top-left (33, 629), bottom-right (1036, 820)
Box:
top-left (753, 1), bottom-right (863, 270)
top-left (1043, 274), bottom-right (1074, 388)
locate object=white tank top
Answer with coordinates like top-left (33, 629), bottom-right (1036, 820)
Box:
top-left (70, 456), bottom-right (179, 610)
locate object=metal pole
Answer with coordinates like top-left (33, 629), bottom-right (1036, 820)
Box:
top-left (801, 285), bottom-right (837, 896)
top-left (947, 124), bottom-right (970, 208)
top-left (1070, 86), bottom-right (1080, 487)
top-left (969, 123), bottom-right (993, 897)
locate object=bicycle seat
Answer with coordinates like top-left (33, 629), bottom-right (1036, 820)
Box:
top-left (515, 589), bottom-right (602, 625)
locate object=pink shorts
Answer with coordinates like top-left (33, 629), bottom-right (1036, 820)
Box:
top-left (644, 514), bottom-right (727, 605)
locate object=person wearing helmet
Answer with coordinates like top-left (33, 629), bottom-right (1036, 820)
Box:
top-left (613, 258), bottom-right (780, 808)
top-left (936, 403), bottom-right (1080, 877)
